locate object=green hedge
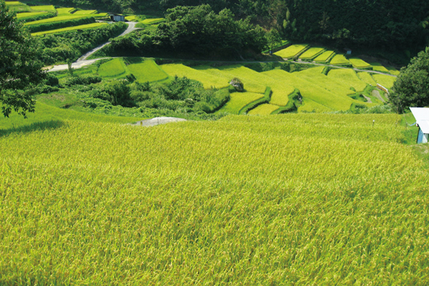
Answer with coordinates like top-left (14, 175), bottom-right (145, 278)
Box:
top-left (239, 87), bottom-right (272, 115)
top-left (271, 89), bottom-right (302, 114)
top-left (26, 17), bottom-right (95, 33)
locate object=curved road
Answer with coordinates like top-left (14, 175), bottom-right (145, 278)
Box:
top-left (46, 22), bottom-right (139, 72)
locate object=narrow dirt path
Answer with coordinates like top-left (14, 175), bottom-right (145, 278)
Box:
top-left (45, 22), bottom-right (139, 72)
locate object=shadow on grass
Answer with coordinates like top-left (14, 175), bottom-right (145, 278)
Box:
top-left (0, 120), bottom-right (66, 137)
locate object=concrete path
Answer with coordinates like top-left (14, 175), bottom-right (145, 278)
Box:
top-left (45, 22), bottom-right (139, 72)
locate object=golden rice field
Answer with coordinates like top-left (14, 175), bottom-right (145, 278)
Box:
top-left (247, 103), bottom-right (279, 115)
top-left (274, 44), bottom-right (309, 58)
top-left (218, 92), bottom-right (264, 114)
top-left (314, 50), bottom-right (335, 63)
top-left (0, 111), bottom-right (428, 284)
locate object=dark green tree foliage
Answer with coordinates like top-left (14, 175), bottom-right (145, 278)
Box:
top-left (390, 47), bottom-right (429, 113)
top-left (0, 0), bottom-right (45, 117)
top-left (106, 5), bottom-right (266, 58)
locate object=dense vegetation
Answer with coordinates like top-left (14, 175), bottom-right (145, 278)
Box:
top-left (99, 5), bottom-right (266, 59)
top-left (24, 0), bottom-right (429, 51)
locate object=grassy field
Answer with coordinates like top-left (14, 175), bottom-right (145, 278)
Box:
top-left (370, 63), bottom-right (390, 73)
top-left (299, 47), bottom-right (325, 60)
top-left (16, 11), bottom-right (50, 20)
top-left (98, 58), bottom-right (127, 77)
top-left (127, 59), bottom-right (169, 82)
top-left (31, 22), bottom-right (107, 36)
top-left (218, 92), bottom-right (265, 114)
top-left (1, 112), bottom-right (427, 284)
top-left (274, 44), bottom-right (309, 58)
top-left (141, 18), bottom-right (165, 25)
top-left (330, 54), bottom-right (351, 66)
top-left (314, 50), bottom-right (335, 63)
top-left (73, 9), bottom-right (97, 14)
top-left (24, 15), bottom-right (92, 26)
top-left (247, 103), bottom-right (279, 115)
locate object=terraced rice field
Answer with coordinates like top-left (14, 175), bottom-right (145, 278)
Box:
top-left (218, 92), bottom-right (265, 114)
top-left (330, 54), bottom-right (351, 66)
top-left (357, 72), bottom-right (377, 86)
top-left (73, 9), bottom-right (98, 14)
top-left (161, 64), bottom-right (230, 89)
top-left (5, 1), bottom-right (31, 12)
top-left (314, 50), bottom-right (335, 63)
top-left (372, 74), bottom-right (397, 89)
top-left (327, 69), bottom-right (367, 91)
top-left (370, 63), bottom-right (389, 73)
top-left (98, 58), bottom-right (127, 77)
top-left (274, 44), bottom-right (309, 58)
top-left (24, 15), bottom-right (91, 26)
top-left (248, 103), bottom-right (279, 115)
top-left (29, 5), bottom-right (56, 12)
top-left (16, 11), bottom-right (50, 20)
top-left (214, 65), bottom-right (268, 93)
top-left (127, 59), bottom-right (169, 82)
top-left (31, 23), bottom-right (107, 36)
top-left (56, 8), bottom-right (76, 15)
top-left (299, 47), bottom-right (325, 60)
top-left (349, 58), bottom-right (371, 69)
top-left (141, 18), bottom-right (165, 25)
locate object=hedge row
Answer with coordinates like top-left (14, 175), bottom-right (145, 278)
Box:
top-left (239, 86), bottom-right (272, 115)
top-left (26, 16), bottom-right (95, 33)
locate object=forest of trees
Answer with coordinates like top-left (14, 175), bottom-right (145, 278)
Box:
top-left (28, 0), bottom-right (429, 50)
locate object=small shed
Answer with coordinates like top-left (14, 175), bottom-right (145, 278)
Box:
top-left (110, 14), bottom-right (125, 22)
top-left (410, 107), bottom-right (429, 143)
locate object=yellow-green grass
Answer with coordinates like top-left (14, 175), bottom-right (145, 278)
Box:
top-left (125, 15), bottom-right (138, 21)
top-left (264, 69), bottom-right (355, 111)
top-left (298, 97), bottom-right (332, 112)
top-left (56, 7), bottom-right (76, 15)
top-left (127, 59), bottom-right (169, 82)
top-left (248, 103), bottom-right (279, 115)
top-left (370, 62), bottom-right (389, 73)
top-left (29, 5), bottom-right (56, 12)
top-left (161, 64), bottom-right (230, 89)
top-left (357, 72), bottom-right (377, 86)
top-left (98, 58), bottom-right (126, 77)
top-left (218, 92), bottom-right (264, 114)
top-left (24, 15), bottom-right (91, 26)
top-left (274, 44), bottom-right (309, 58)
top-left (215, 65), bottom-right (269, 93)
top-left (299, 47), bottom-right (325, 60)
top-left (314, 50), bottom-right (335, 63)
top-left (327, 69), bottom-right (367, 91)
top-left (73, 9), bottom-right (97, 14)
top-left (31, 22), bottom-right (107, 36)
top-left (5, 1), bottom-right (31, 12)
top-left (16, 11), bottom-right (49, 19)
top-left (372, 74), bottom-right (397, 89)
top-left (349, 58), bottom-right (371, 69)
top-left (141, 18), bottom-right (165, 25)
top-left (2, 111), bottom-right (428, 285)
top-left (330, 54), bottom-right (351, 65)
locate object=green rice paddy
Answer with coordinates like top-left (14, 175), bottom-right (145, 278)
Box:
top-left (31, 22), bottom-right (107, 36)
top-left (56, 7), bottom-right (76, 15)
top-left (299, 47), bottom-right (325, 60)
top-left (218, 92), bottom-right (265, 114)
top-left (98, 58), bottom-right (127, 77)
top-left (5, 1), bottom-right (31, 12)
top-left (16, 11), bottom-right (49, 20)
top-left (327, 69), bottom-right (367, 91)
top-left (357, 72), bottom-right (377, 86)
top-left (349, 58), bottom-right (371, 69)
top-left (127, 59), bottom-right (169, 82)
top-left (314, 50), bottom-right (335, 63)
top-left (248, 103), bottom-right (279, 115)
top-left (330, 54), bottom-right (351, 66)
top-left (372, 74), bottom-right (397, 89)
top-left (73, 9), bottom-right (97, 14)
top-left (274, 44), bottom-right (309, 58)
top-left (29, 5), bottom-right (56, 12)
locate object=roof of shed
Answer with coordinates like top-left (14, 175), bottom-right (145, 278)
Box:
top-left (410, 107), bottom-right (429, 134)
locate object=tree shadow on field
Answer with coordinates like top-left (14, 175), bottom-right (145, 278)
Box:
top-left (0, 120), bottom-right (66, 137)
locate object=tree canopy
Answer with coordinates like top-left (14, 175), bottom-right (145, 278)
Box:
top-left (390, 47), bottom-right (429, 113)
top-left (0, 0), bottom-right (45, 117)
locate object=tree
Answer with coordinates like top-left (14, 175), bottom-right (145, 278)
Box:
top-left (0, 0), bottom-right (46, 117)
top-left (390, 47), bottom-right (429, 113)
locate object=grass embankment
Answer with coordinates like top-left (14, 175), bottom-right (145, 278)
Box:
top-left (0, 113), bottom-right (428, 284)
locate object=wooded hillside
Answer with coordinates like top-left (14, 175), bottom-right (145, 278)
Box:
top-left (21, 0), bottom-right (429, 49)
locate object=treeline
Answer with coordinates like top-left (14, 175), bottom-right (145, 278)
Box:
top-left (97, 5), bottom-right (266, 59)
top-left (23, 0), bottom-right (429, 49)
